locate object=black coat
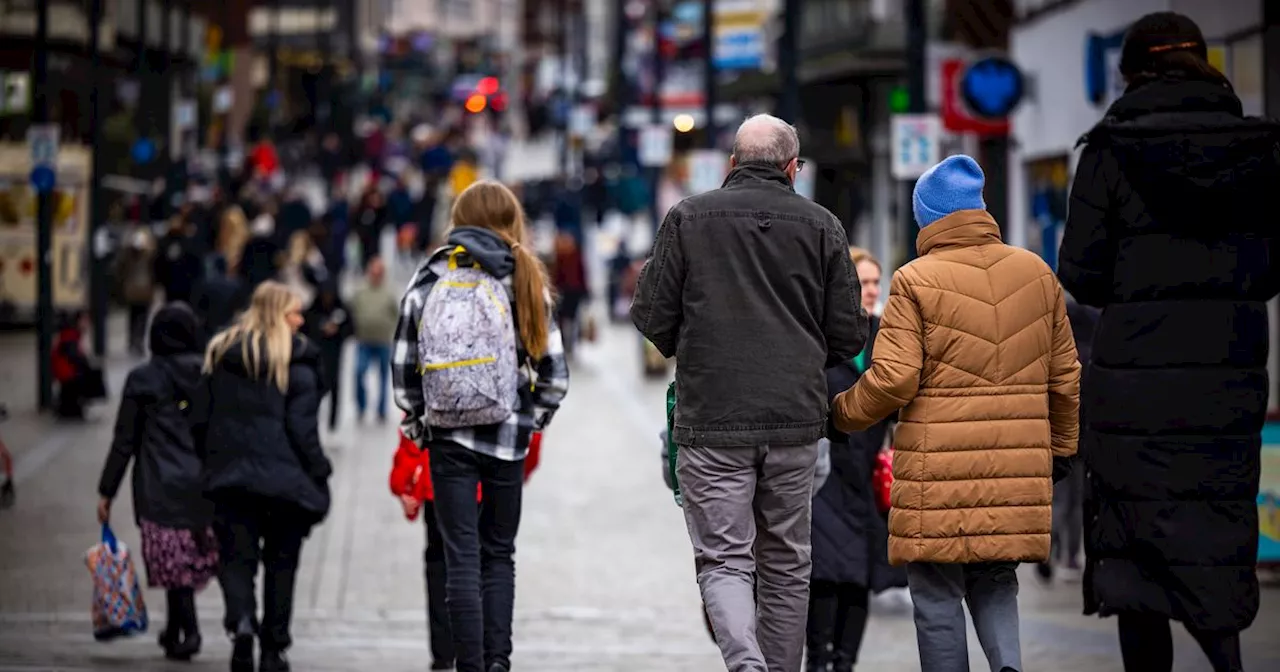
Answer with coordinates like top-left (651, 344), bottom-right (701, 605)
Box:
top-left (814, 318), bottom-right (906, 590)
top-left (195, 334), bottom-right (333, 523)
top-left (1058, 76), bottom-right (1280, 633)
top-left (98, 305), bottom-right (212, 529)
top-left (192, 274), bottom-right (249, 340)
top-left (304, 298), bottom-right (354, 390)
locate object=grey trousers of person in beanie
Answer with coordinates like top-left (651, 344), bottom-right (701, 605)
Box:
top-left (905, 562), bottom-right (1023, 672)
top-left (678, 442), bottom-right (819, 672)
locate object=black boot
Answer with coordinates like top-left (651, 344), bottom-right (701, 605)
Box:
top-left (168, 589), bottom-right (202, 660)
top-left (260, 649), bottom-right (290, 672)
top-left (230, 617), bottom-right (255, 672)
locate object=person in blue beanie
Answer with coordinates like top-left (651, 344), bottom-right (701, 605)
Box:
top-left (832, 154), bottom-right (1081, 672)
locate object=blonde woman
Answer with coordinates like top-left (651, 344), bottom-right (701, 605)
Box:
top-left (393, 181), bottom-right (570, 672)
top-left (217, 205), bottom-right (250, 271)
top-left (277, 230), bottom-right (327, 309)
top-left (195, 281), bottom-right (332, 672)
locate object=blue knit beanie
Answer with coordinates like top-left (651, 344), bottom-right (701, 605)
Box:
top-left (912, 155), bottom-right (986, 228)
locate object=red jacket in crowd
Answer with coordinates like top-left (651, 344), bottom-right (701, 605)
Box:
top-left (389, 430), bottom-right (542, 521)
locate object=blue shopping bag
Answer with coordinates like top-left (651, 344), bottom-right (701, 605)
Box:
top-left (85, 523), bottom-right (148, 641)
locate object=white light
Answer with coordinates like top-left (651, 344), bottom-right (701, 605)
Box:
top-left (673, 114), bottom-right (696, 133)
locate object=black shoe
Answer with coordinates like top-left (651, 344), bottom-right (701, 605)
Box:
top-left (260, 650), bottom-right (290, 672)
top-left (159, 628), bottom-right (180, 656)
top-left (167, 632), bottom-right (202, 661)
top-left (487, 664), bottom-right (508, 672)
top-left (1035, 561), bottom-right (1053, 583)
top-left (230, 627), bottom-right (254, 672)
top-left (0, 479), bottom-right (15, 510)
top-left (430, 662), bottom-right (456, 671)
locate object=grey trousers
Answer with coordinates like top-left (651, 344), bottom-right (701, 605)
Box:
top-left (678, 442), bottom-right (819, 672)
top-left (1050, 459), bottom-right (1084, 566)
top-left (906, 562), bottom-right (1022, 672)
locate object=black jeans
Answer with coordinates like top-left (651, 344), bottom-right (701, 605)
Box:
top-left (429, 440), bottom-right (524, 672)
top-left (423, 500), bottom-right (455, 665)
top-left (1118, 612), bottom-right (1243, 672)
top-left (806, 581), bottom-right (870, 671)
top-left (214, 495), bottom-right (311, 652)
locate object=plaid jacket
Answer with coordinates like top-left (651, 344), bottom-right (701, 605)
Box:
top-left (392, 251), bottom-right (570, 461)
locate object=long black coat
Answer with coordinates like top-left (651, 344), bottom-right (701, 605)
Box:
top-left (98, 304), bottom-right (213, 529)
top-left (814, 318), bottom-right (906, 591)
top-left (1058, 75), bottom-right (1280, 633)
top-left (195, 334), bottom-right (333, 524)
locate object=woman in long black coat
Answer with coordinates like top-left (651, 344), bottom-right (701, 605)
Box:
top-left (195, 281), bottom-right (332, 672)
top-left (808, 248), bottom-right (906, 672)
top-left (1057, 12), bottom-right (1280, 672)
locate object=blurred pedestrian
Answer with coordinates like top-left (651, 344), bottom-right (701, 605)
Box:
top-left (51, 311), bottom-right (104, 420)
top-left (278, 230), bottom-right (327, 309)
top-left (832, 155), bottom-right (1080, 672)
top-left (551, 231), bottom-right (588, 357)
top-left (116, 227), bottom-right (157, 356)
top-left (808, 247), bottom-right (905, 672)
top-left (354, 186), bottom-right (388, 271)
top-left (197, 282), bottom-right (332, 672)
top-left (631, 115), bottom-right (866, 671)
top-left (1056, 13), bottom-right (1280, 672)
top-left (393, 181), bottom-right (570, 672)
top-left (350, 257), bottom-right (399, 423)
top-left (191, 256), bottom-right (249, 341)
top-left (304, 282), bottom-right (353, 431)
top-left (243, 205), bottom-right (281, 290)
top-left (96, 303), bottom-right (217, 662)
top-left (153, 217), bottom-right (203, 305)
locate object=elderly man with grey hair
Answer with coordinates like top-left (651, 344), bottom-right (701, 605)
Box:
top-left (632, 114), bottom-right (867, 671)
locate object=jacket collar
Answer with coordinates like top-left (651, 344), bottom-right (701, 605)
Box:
top-left (917, 210), bottom-right (1002, 256)
top-left (722, 162), bottom-right (795, 191)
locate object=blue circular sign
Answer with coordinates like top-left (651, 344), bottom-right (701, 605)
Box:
top-left (131, 138), bottom-right (156, 165)
top-left (29, 165), bottom-right (56, 193)
top-left (960, 56), bottom-right (1025, 120)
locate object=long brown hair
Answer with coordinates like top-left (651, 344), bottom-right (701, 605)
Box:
top-left (205, 281), bottom-right (299, 392)
top-left (450, 180), bottom-right (552, 359)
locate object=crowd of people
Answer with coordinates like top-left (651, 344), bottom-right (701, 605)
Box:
top-left (72, 10), bottom-right (1276, 672)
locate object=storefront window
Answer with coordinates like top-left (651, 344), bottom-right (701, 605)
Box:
top-left (1228, 32), bottom-right (1264, 117)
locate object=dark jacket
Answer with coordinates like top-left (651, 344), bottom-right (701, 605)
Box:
top-left (153, 231), bottom-right (203, 304)
top-left (242, 234), bottom-right (280, 290)
top-left (98, 304), bottom-right (213, 529)
top-left (195, 333), bottom-right (333, 522)
top-left (1058, 75), bottom-right (1280, 633)
top-left (631, 163), bottom-right (867, 447)
top-left (814, 317), bottom-right (906, 590)
top-left (304, 292), bottom-right (354, 389)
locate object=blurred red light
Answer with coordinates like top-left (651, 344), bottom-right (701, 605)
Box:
top-left (477, 77), bottom-right (500, 95)
top-left (492, 93), bottom-right (508, 111)
top-left (465, 94), bottom-right (488, 113)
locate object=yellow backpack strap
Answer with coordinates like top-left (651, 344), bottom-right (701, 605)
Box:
top-left (446, 245), bottom-right (481, 271)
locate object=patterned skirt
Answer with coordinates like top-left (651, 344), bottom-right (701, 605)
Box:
top-left (138, 520), bottom-right (220, 590)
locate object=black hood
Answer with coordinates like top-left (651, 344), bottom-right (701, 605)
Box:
top-left (150, 302), bottom-right (203, 356)
top-left (723, 162), bottom-right (795, 191)
top-left (446, 227), bottom-right (516, 279)
top-left (1084, 77), bottom-right (1280, 230)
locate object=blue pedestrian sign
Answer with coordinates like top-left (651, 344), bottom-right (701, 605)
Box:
top-left (131, 138), bottom-right (156, 165)
top-left (960, 57), bottom-right (1025, 120)
top-left (29, 165), bottom-right (55, 193)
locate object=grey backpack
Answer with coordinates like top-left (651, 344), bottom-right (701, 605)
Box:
top-left (418, 247), bottom-right (519, 428)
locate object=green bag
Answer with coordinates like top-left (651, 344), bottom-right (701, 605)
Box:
top-left (666, 381), bottom-right (682, 506)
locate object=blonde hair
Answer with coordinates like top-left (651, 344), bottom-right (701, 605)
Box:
top-left (848, 246), bottom-right (881, 271)
top-left (451, 180), bottom-right (553, 359)
top-left (286, 230), bottom-right (312, 267)
top-left (205, 281), bottom-right (299, 393)
top-left (217, 206), bottom-right (249, 269)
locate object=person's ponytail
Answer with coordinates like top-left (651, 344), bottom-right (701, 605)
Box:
top-left (509, 241), bottom-right (552, 360)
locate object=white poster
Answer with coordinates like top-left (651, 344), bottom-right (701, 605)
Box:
top-left (688, 150), bottom-right (728, 195)
top-left (639, 125), bottom-right (673, 167)
top-left (890, 114), bottom-right (941, 180)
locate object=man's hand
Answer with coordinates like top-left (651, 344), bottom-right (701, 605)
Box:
top-left (96, 497), bottom-right (111, 524)
top-left (399, 494), bottom-right (421, 520)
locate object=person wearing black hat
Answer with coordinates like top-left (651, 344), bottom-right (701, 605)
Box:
top-left (96, 302), bottom-right (218, 661)
top-left (1058, 11), bottom-right (1280, 672)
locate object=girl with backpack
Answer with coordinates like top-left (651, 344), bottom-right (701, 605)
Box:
top-left (95, 303), bottom-right (217, 661)
top-left (392, 180), bottom-right (570, 672)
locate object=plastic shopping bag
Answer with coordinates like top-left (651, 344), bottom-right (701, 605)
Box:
top-left (666, 382), bottom-right (681, 507)
top-left (873, 447), bottom-right (895, 515)
top-left (85, 524), bottom-right (148, 641)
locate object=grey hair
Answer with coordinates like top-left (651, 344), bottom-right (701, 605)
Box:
top-left (731, 114), bottom-right (800, 165)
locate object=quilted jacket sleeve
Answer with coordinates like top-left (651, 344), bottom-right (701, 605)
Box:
top-left (832, 271), bottom-right (924, 432)
top-left (1047, 281), bottom-right (1082, 457)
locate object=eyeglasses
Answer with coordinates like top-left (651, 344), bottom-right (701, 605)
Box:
top-left (796, 159), bottom-right (806, 172)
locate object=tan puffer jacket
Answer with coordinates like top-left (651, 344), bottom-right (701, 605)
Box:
top-left (833, 210), bottom-right (1080, 565)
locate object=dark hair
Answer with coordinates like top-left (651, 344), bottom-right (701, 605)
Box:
top-left (1120, 12), bottom-right (1232, 90)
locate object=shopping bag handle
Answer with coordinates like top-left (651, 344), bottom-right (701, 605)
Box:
top-left (101, 523), bottom-right (118, 554)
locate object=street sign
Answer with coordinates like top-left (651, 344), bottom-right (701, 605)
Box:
top-left (27, 124), bottom-right (59, 193)
top-left (960, 56), bottom-right (1025, 120)
top-left (131, 138), bottom-right (156, 165)
top-left (639, 125), bottom-right (673, 167)
top-left (890, 114), bottom-right (941, 180)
